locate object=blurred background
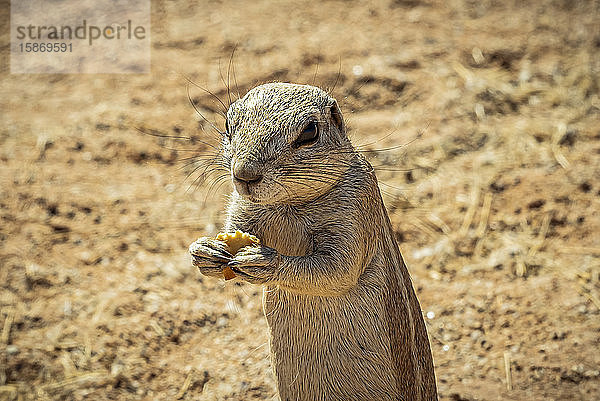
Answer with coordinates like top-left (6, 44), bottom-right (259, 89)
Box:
top-left (1, 0), bottom-right (599, 400)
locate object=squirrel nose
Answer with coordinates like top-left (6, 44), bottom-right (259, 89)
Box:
top-left (233, 161), bottom-right (263, 184)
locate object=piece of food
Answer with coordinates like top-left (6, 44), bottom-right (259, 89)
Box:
top-left (216, 230), bottom-right (260, 280)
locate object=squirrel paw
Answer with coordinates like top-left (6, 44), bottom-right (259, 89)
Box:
top-left (228, 245), bottom-right (279, 285)
top-left (189, 237), bottom-right (233, 278)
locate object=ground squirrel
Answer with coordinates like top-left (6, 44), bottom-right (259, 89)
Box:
top-left (189, 82), bottom-right (438, 400)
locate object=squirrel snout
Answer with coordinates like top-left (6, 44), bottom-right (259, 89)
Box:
top-left (232, 161), bottom-right (263, 184)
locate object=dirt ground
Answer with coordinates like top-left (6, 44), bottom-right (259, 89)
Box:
top-left (1, 0), bottom-right (600, 400)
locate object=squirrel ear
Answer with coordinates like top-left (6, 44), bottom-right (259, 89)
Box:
top-left (329, 100), bottom-right (345, 133)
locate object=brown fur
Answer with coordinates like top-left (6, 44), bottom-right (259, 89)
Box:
top-left (190, 83), bottom-right (437, 400)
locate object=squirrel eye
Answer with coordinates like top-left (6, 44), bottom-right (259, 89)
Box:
top-left (293, 121), bottom-right (319, 148)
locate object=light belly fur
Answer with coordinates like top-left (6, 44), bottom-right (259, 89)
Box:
top-left (263, 272), bottom-right (402, 401)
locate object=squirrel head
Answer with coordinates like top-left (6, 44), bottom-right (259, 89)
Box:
top-left (222, 83), bottom-right (353, 205)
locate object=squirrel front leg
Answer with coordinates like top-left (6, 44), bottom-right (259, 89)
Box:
top-left (229, 232), bottom-right (374, 296)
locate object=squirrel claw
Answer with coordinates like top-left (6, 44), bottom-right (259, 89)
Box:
top-left (228, 246), bottom-right (279, 285)
top-left (189, 237), bottom-right (233, 260)
top-left (189, 237), bottom-right (233, 278)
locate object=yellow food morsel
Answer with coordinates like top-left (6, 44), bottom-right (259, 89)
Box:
top-left (215, 231), bottom-right (260, 280)
top-left (216, 230), bottom-right (260, 253)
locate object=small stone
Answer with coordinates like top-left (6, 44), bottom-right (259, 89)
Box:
top-left (352, 65), bottom-right (363, 76)
top-left (470, 330), bottom-right (483, 341)
top-left (6, 345), bottom-right (19, 355)
top-left (216, 316), bottom-right (229, 328)
top-left (111, 360), bottom-right (125, 376)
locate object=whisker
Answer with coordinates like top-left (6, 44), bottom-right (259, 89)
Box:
top-left (187, 83), bottom-right (224, 135)
top-left (183, 164), bottom-right (211, 189)
top-left (231, 46), bottom-right (242, 101)
top-left (357, 134), bottom-right (422, 153)
top-left (311, 57), bottom-right (320, 87)
top-left (177, 153), bottom-right (220, 164)
top-left (218, 57), bottom-right (232, 108)
top-left (325, 57), bottom-right (343, 96)
top-left (177, 71), bottom-right (229, 116)
top-left (227, 45), bottom-right (238, 105)
top-left (354, 129), bottom-right (399, 150)
top-left (377, 180), bottom-right (407, 192)
top-left (270, 177), bottom-right (295, 200)
top-left (134, 126), bottom-right (191, 141)
top-left (178, 158), bottom-right (224, 175)
top-left (356, 122), bottom-right (429, 153)
top-left (281, 175), bottom-right (341, 187)
top-left (371, 166), bottom-right (416, 172)
top-left (134, 126), bottom-right (221, 152)
top-left (202, 175), bottom-right (231, 206)
top-left (281, 177), bottom-right (325, 194)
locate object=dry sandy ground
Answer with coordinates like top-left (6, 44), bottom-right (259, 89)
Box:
top-left (1, 0), bottom-right (599, 400)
